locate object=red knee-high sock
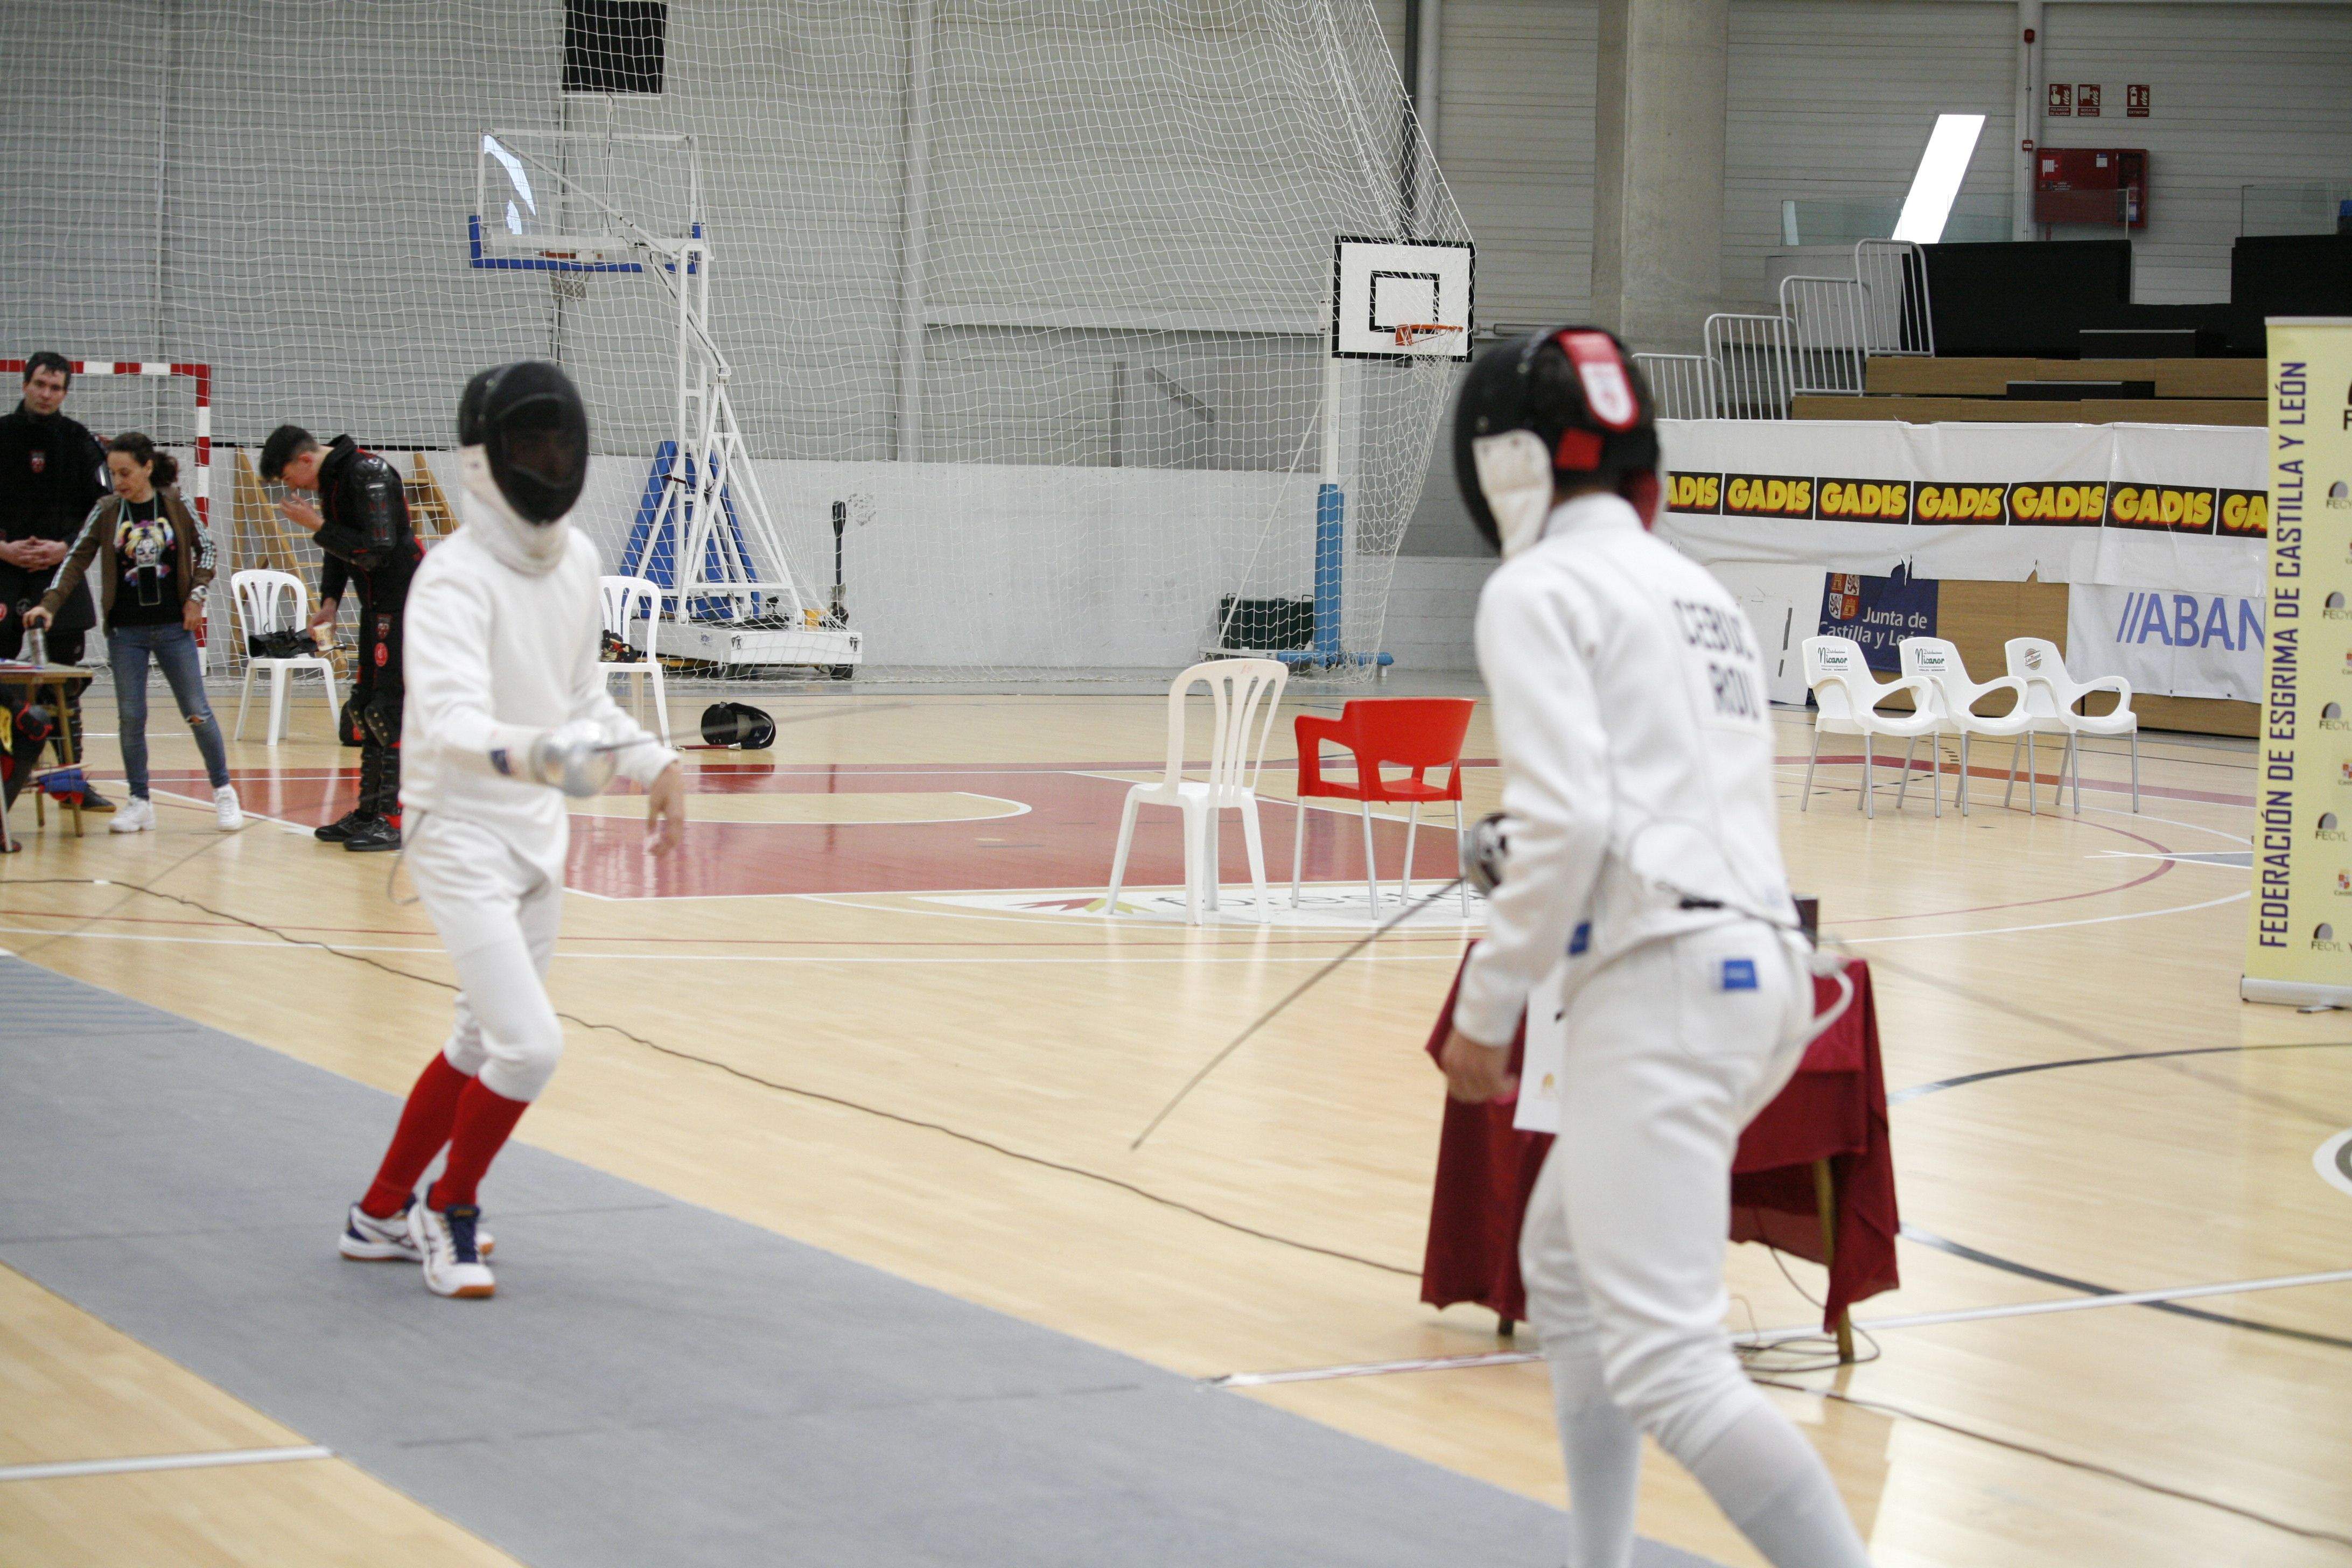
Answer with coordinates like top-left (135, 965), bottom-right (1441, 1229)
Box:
top-left (426, 1077), bottom-right (531, 1211)
top-left (360, 1054), bottom-right (473, 1217)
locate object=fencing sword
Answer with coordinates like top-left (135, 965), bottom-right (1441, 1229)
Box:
top-left (1129, 877), bottom-right (1469, 1151)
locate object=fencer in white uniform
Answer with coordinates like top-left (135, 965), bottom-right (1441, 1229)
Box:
top-left (339, 360), bottom-right (683, 1299)
top-left (1438, 328), bottom-right (1874, 1568)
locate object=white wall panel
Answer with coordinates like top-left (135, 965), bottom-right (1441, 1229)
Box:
top-left (1725, 0), bottom-right (2018, 310)
top-left (2041, 3), bottom-right (2352, 303)
top-left (1434, 0), bottom-right (1600, 326)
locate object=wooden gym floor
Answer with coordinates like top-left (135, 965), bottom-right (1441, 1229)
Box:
top-left (2, 680), bottom-right (2347, 1567)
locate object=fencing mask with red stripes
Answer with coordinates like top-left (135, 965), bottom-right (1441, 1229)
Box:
top-left (1451, 326), bottom-right (1661, 557)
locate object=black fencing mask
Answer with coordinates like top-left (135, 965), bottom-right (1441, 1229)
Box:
top-left (700, 702), bottom-right (776, 750)
top-left (458, 361), bottom-right (590, 526)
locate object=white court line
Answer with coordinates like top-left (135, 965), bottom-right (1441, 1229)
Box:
top-left (1832, 890), bottom-right (2247, 946)
top-left (0, 1445), bottom-right (332, 1484)
top-left (1213, 1266), bottom-right (2352, 1388)
top-left (0, 925), bottom-right (1462, 963)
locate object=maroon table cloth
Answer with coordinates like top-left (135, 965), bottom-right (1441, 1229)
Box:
top-left (1420, 950), bottom-right (1898, 1333)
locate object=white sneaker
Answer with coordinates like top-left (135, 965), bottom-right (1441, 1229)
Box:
top-left (214, 783), bottom-right (243, 831)
top-left (339, 1199), bottom-right (493, 1262)
top-left (108, 796), bottom-right (155, 834)
top-left (408, 1201), bottom-right (496, 1298)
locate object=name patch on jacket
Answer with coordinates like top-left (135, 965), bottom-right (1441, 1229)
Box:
top-left (1720, 958), bottom-right (1758, 991)
top-left (1671, 596), bottom-right (1769, 734)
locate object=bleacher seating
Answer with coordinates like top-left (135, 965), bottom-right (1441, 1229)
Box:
top-left (1794, 354), bottom-right (2264, 425)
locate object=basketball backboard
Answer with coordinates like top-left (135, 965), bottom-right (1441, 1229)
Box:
top-left (1331, 236), bottom-right (1474, 361)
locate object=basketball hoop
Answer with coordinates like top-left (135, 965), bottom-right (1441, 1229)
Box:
top-left (1392, 322), bottom-right (1463, 351)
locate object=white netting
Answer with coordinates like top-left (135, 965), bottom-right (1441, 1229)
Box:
top-left (1, 1), bottom-right (1467, 681)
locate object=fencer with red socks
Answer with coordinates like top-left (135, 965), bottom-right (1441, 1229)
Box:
top-left (338, 361), bottom-right (684, 1299)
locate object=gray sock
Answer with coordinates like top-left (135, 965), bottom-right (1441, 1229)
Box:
top-left (1557, 1397), bottom-right (1643, 1568)
top-left (1684, 1402), bottom-right (1874, 1568)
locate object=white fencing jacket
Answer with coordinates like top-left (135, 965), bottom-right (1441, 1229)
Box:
top-left (1453, 492), bottom-right (1796, 1046)
top-left (401, 506), bottom-right (677, 881)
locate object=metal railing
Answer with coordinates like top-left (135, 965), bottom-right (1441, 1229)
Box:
top-left (1628, 239), bottom-right (1931, 419)
top-left (1778, 275), bottom-right (1867, 397)
top-left (1853, 239), bottom-right (1933, 356)
top-left (1631, 352), bottom-right (1717, 419)
top-left (1702, 312), bottom-right (1793, 420)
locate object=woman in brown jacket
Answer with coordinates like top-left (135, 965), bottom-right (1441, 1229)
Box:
top-left (24, 432), bottom-right (241, 832)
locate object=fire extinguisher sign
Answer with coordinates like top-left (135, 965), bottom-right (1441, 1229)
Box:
top-left (2127, 83), bottom-right (2151, 117)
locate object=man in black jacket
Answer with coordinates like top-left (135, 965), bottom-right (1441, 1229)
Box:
top-left (0, 353), bottom-right (116, 810)
top-left (260, 424), bottom-right (422, 851)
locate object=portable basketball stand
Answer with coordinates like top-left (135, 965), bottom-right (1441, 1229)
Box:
top-left (470, 129), bottom-right (860, 678)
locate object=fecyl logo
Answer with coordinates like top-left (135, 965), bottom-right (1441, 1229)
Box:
top-left (2316, 923), bottom-right (2343, 952)
top-left (2320, 812), bottom-right (2347, 843)
top-left (2325, 702), bottom-right (2351, 732)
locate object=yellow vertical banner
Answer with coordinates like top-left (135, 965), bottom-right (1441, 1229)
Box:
top-left (2245, 318), bottom-right (2352, 1005)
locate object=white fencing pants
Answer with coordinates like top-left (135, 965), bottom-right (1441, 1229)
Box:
top-left (1520, 921), bottom-right (1871, 1568)
top-left (405, 813), bottom-right (568, 1104)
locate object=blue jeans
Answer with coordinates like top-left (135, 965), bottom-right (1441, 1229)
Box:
top-left (108, 622), bottom-right (230, 797)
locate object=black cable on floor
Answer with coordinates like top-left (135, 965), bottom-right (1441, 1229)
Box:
top-left (1747, 1373), bottom-right (2352, 1552)
top-left (0, 874), bottom-right (1422, 1280)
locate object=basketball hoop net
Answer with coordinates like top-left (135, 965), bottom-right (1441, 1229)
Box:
top-left (1392, 323), bottom-right (1462, 349)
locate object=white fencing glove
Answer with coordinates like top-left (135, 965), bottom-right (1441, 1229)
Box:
top-left (494, 719), bottom-right (620, 798)
top-left (1460, 811), bottom-right (1509, 896)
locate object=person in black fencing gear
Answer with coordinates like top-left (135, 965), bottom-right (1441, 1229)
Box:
top-left (1437, 328), bottom-right (1875, 1568)
top-left (262, 422), bottom-right (422, 851)
top-left (0, 354), bottom-right (116, 810)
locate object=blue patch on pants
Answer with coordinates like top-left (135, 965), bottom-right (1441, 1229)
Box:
top-left (1720, 957), bottom-right (1758, 991)
top-left (1569, 922), bottom-right (1591, 956)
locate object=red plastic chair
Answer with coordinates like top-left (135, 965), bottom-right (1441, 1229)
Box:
top-left (1291, 697), bottom-right (1476, 918)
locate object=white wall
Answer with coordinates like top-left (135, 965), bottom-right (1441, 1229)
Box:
top-left (415, 452), bottom-right (1390, 671)
top-left (2041, 3), bottom-right (2352, 303)
top-left (1380, 554), bottom-right (1495, 669)
top-left (1724, 0), bottom-right (2021, 311)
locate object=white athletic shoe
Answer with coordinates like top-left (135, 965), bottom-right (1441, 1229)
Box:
top-left (408, 1201), bottom-right (496, 1299)
top-left (108, 796), bottom-right (155, 834)
top-left (214, 783), bottom-right (243, 831)
top-left (340, 1199), bottom-right (493, 1262)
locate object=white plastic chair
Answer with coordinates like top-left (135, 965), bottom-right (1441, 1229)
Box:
top-left (2006, 638), bottom-right (2140, 813)
top-left (1801, 635), bottom-right (1940, 818)
top-left (1898, 637), bottom-right (2033, 816)
top-left (1105, 659), bottom-right (1288, 925)
top-left (598, 576), bottom-right (669, 741)
top-left (230, 568), bottom-right (339, 745)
